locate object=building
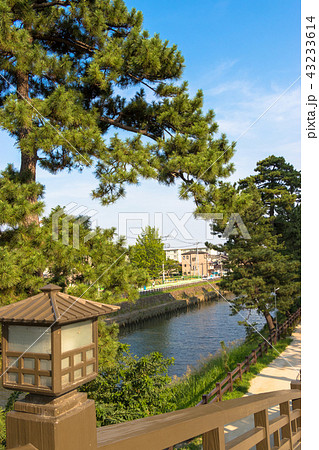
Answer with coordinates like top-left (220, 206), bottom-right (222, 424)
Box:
top-left (165, 246), bottom-right (218, 263)
top-left (181, 250), bottom-right (209, 277)
top-left (207, 253), bottom-right (228, 277)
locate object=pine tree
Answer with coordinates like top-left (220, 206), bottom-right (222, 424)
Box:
top-left (0, 0), bottom-right (235, 225)
top-left (129, 226), bottom-right (165, 279)
top-left (0, 165), bottom-right (46, 301)
top-left (209, 183), bottom-right (300, 333)
top-left (238, 155), bottom-right (301, 217)
top-left (238, 155), bottom-right (301, 260)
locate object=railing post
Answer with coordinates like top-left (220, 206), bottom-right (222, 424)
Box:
top-left (291, 381), bottom-right (301, 429)
top-left (202, 394), bottom-right (209, 405)
top-left (245, 355), bottom-right (250, 372)
top-left (253, 349), bottom-right (257, 364)
top-left (259, 342), bottom-right (263, 357)
top-left (203, 426), bottom-right (225, 450)
top-left (279, 401), bottom-right (293, 448)
top-left (228, 372), bottom-right (233, 392)
top-left (216, 382), bottom-right (222, 401)
top-left (254, 409), bottom-right (271, 450)
top-left (237, 363), bottom-right (242, 380)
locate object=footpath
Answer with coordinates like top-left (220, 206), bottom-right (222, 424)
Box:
top-left (224, 324), bottom-right (301, 444)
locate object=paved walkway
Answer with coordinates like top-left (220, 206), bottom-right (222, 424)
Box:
top-left (224, 325), bottom-right (301, 445)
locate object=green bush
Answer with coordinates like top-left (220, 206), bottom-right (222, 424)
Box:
top-left (81, 347), bottom-right (174, 426)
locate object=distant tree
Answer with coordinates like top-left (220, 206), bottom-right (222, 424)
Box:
top-left (239, 155), bottom-right (301, 260)
top-left (238, 155), bottom-right (300, 217)
top-left (1, 0), bottom-right (235, 226)
top-left (210, 183), bottom-right (300, 333)
top-left (164, 258), bottom-right (182, 277)
top-left (129, 226), bottom-right (165, 279)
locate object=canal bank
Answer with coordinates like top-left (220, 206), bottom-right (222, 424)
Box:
top-left (105, 282), bottom-right (222, 328)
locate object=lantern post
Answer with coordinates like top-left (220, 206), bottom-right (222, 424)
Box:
top-left (0, 284), bottom-right (119, 450)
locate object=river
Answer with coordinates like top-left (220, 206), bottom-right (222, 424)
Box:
top-left (119, 299), bottom-right (265, 377)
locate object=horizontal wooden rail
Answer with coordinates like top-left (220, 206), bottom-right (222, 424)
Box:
top-left (198, 308), bottom-right (301, 405)
top-left (96, 387), bottom-right (301, 450)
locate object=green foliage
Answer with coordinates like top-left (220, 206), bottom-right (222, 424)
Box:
top-left (129, 226), bottom-right (165, 279)
top-left (205, 156), bottom-right (301, 333)
top-left (239, 155), bottom-right (301, 261)
top-left (0, 165), bottom-right (46, 301)
top-left (220, 340), bottom-right (230, 372)
top-left (211, 183), bottom-right (300, 332)
top-left (81, 347), bottom-right (174, 426)
top-left (0, 409), bottom-right (5, 450)
top-left (171, 336), bottom-right (292, 411)
top-left (0, 166), bottom-right (146, 304)
top-left (1, 0), bottom-right (234, 214)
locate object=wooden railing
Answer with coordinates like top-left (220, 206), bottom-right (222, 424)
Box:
top-left (96, 382), bottom-right (301, 450)
top-left (199, 308), bottom-right (301, 405)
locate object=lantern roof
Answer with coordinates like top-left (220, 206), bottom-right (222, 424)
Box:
top-left (0, 284), bottom-right (120, 324)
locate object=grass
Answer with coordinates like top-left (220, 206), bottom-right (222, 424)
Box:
top-left (171, 335), bottom-right (293, 410)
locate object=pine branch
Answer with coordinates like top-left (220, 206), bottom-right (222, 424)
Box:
top-left (32, 33), bottom-right (95, 53)
top-left (100, 116), bottom-right (158, 140)
top-left (32, 1), bottom-right (70, 9)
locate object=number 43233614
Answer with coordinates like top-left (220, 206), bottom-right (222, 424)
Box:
top-left (306, 16), bottom-right (316, 79)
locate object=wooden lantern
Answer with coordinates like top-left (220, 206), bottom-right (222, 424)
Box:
top-left (0, 284), bottom-right (119, 396)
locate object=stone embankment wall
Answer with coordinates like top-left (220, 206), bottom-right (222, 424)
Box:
top-left (105, 284), bottom-right (221, 328)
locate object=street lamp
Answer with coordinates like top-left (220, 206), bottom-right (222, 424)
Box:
top-left (0, 284), bottom-right (119, 396)
top-left (0, 284), bottom-right (120, 450)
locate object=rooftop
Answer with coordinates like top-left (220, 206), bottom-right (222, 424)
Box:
top-left (0, 284), bottom-right (119, 325)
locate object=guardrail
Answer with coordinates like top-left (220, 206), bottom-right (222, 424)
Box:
top-left (198, 308), bottom-right (301, 405)
top-left (139, 278), bottom-right (220, 296)
top-left (96, 382), bottom-right (301, 450)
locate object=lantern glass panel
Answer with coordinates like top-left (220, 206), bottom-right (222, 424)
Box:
top-left (74, 368), bottom-right (82, 380)
top-left (40, 376), bottom-right (52, 388)
top-left (61, 357), bottom-right (70, 369)
top-left (23, 358), bottom-right (35, 369)
top-left (86, 364), bottom-right (94, 375)
top-left (23, 374), bottom-right (35, 385)
top-left (62, 373), bottom-right (70, 386)
top-left (61, 320), bottom-right (92, 353)
top-left (8, 325), bottom-right (51, 353)
top-left (7, 356), bottom-right (18, 368)
top-left (74, 353), bottom-right (82, 365)
top-left (8, 372), bottom-right (18, 383)
top-left (40, 359), bottom-right (51, 371)
top-left (86, 349), bottom-right (94, 360)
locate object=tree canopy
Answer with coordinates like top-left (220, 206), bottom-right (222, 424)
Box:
top-left (0, 0), bottom-right (235, 222)
top-left (207, 156), bottom-right (301, 333)
top-left (0, 165), bottom-right (147, 304)
top-left (129, 226), bottom-right (165, 279)
top-left (239, 155), bottom-right (301, 260)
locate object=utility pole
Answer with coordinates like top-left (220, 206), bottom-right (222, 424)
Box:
top-left (162, 261), bottom-right (165, 284)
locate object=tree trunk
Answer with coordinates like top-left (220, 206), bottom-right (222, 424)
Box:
top-left (264, 310), bottom-right (275, 334)
top-left (17, 70), bottom-right (39, 225)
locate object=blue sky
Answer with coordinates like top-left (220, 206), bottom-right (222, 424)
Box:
top-left (0, 0), bottom-right (301, 248)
